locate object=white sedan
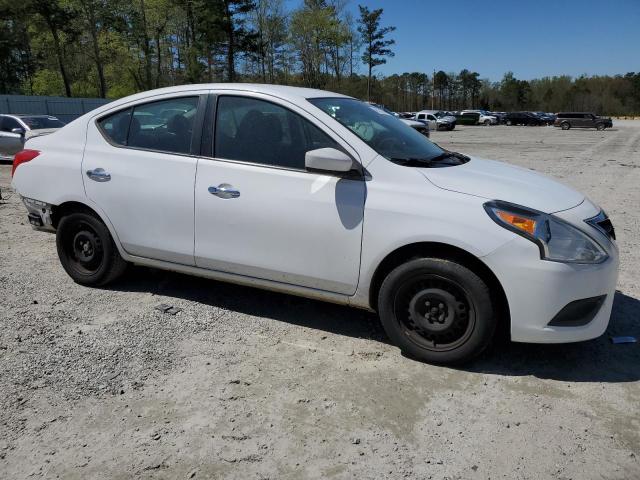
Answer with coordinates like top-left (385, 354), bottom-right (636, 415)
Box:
top-left (11, 84), bottom-right (619, 364)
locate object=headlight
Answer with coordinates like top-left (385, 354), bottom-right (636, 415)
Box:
top-left (484, 200), bottom-right (608, 264)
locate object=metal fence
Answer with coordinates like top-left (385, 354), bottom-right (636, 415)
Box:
top-left (0, 95), bottom-right (111, 124)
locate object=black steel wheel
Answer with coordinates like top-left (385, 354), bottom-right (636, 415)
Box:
top-left (378, 257), bottom-right (497, 364)
top-left (57, 212), bottom-right (127, 286)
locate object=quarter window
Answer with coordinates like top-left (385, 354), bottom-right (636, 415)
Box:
top-left (98, 97), bottom-right (199, 154)
top-left (215, 96), bottom-right (340, 170)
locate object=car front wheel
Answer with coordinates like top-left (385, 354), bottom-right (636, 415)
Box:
top-left (377, 257), bottom-right (497, 365)
top-left (561, 122), bottom-right (571, 130)
top-left (56, 212), bottom-right (128, 286)
top-left (596, 123), bottom-right (605, 131)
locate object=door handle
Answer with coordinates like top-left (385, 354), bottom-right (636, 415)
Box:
top-left (86, 168), bottom-right (111, 182)
top-left (208, 184), bottom-right (240, 199)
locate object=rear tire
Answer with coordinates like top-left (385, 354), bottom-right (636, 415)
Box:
top-left (596, 123), bottom-right (605, 131)
top-left (377, 258), bottom-right (497, 365)
top-left (56, 212), bottom-right (127, 286)
top-left (484, 120), bottom-right (491, 126)
top-left (506, 120), bottom-right (513, 126)
top-left (561, 121), bottom-right (571, 130)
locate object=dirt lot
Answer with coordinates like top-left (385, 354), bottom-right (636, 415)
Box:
top-left (1, 122), bottom-right (639, 479)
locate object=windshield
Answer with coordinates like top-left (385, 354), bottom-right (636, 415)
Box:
top-left (21, 116), bottom-right (65, 130)
top-left (309, 97), bottom-right (444, 162)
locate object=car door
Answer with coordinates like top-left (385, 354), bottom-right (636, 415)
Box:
top-left (83, 93), bottom-right (207, 265)
top-left (194, 93), bottom-right (366, 295)
top-left (0, 116), bottom-right (26, 160)
top-left (426, 114), bottom-right (439, 130)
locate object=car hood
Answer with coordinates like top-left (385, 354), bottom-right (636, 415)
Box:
top-left (419, 156), bottom-right (584, 213)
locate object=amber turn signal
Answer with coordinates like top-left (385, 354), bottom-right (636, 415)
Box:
top-left (495, 210), bottom-right (537, 235)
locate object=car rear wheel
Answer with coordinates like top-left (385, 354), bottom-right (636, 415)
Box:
top-left (484, 120), bottom-right (491, 126)
top-left (561, 122), bottom-right (571, 130)
top-left (377, 258), bottom-right (497, 365)
top-left (506, 120), bottom-right (512, 126)
top-left (56, 212), bottom-right (127, 286)
top-left (596, 123), bottom-right (605, 131)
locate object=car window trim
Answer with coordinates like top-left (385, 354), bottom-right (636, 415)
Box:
top-left (95, 94), bottom-right (207, 158)
top-left (201, 93), bottom-right (363, 179)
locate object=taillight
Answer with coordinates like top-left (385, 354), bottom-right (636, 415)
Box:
top-left (12, 149), bottom-right (40, 177)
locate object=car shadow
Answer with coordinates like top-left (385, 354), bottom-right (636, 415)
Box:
top-left (113, 267), bottom-right (639, 383)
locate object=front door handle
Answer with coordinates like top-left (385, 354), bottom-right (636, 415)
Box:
top-left (86, 168), bottom-right (111, 182)
top-left (208, 184), bottom-right (240, 199)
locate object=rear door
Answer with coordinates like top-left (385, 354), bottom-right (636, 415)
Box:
top-left (194, 93), bottom-right (366, 295)
top-left (83, 92), bottom-right (207, 265)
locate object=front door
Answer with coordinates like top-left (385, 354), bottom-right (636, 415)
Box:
top-left (83, 94), bottom-right (206, 265)
top-left (194, 94), bottom-right (366, 295)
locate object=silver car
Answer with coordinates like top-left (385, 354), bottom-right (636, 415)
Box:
top-left (0, 114), bottom-right (65, 161)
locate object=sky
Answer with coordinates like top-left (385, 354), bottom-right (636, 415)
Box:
top-left (292, 0), bottom-right (640, 81)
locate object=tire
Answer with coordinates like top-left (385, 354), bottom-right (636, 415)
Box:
top-left (56, 212), bottom-right (128, 286)
top-left (484, 120), bottom-right (491, 126)
top-left (506, 120), bottom-right (512, 126)
top-left (377, 257), bottom-right (497, 365)
top-left (596, 123), bottom-right (605, 131)
top-left (561, 122), bottom-right (571, 130)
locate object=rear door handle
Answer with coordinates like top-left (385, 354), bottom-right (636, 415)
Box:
top-left (86, 168), bottom-right (111, 182)
top-left (208, 184), bottom-right (240, 199)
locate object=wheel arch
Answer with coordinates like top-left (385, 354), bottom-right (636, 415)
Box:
top-left (368, 241), bottom-right (511, 338)
top-left (51, 200), bottom-right (127, 258)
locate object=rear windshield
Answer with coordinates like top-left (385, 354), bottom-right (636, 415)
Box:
top-left (21, 116), bottom-right (65, 130)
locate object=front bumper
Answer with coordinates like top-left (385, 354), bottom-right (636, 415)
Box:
top-left (481, 201), bottom-right (619, 343)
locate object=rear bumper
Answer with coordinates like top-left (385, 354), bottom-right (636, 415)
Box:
top-left (21, 196), bottom-right (55, 232)
top-left (482, 201), bottom-right (619, 343)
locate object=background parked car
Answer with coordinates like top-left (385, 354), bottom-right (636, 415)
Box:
top-left (461, 110), bottom-right (498, 125)
top-left (414, 110), bottom-right (456, 131)
top-left (453, 111), bottom-right (481, 125)
top-left (504, 112), bottom-right (544, 126)
top-left (531, 111), bottom-right (556, 125)
top-left (368, 103), bottom-right (430, 137)
top-left (0, 114), bottom-right (65, 161)
top-left (553, 112), bottom-right (613, 130)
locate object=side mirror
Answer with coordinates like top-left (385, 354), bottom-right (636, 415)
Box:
top-left (11, 127), bottom-right (25, 136)
top-left (305, 147), bottom-right (353, 173)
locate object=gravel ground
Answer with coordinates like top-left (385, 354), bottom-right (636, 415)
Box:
top-left (1, 122), bottom-right (639, 479)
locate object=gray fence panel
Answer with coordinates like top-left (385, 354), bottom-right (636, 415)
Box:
top-left (0, 95), bottom-right (111, 123)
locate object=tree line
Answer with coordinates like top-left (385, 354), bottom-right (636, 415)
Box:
top-left (1, 0), bottom-right (639, 115)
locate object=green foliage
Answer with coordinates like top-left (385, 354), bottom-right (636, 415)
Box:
top-left (0, 0), bottom-right (638, 115)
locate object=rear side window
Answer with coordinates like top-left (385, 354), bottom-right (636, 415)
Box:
top-left (214, 96), bottom-right (340, 170)
top-left (98, 97), bottom-right (199, 154)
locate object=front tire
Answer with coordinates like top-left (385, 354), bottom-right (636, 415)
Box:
top-left (377, 258), bottom-right (497, 365)
top-left (561, 121), bottom-right (571, 130)
top-left (484, 120), bottom-right (491, 126)
top-left (596, 123), bottom-right (605, 131)
top-left (56, 212), bottom-right (127, 286)
top-left (506, 120), bottom-right (513, 126)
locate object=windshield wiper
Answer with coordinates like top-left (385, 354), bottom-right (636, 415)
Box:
top-left (388, 157), bottom-right (432, 166)
top-left (428, 151), bottom-right (469, 162)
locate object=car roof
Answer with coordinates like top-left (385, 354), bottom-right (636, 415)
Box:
top-left (100, 83), bottom-right (353, 112)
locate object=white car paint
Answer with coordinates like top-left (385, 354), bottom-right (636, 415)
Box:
top-left (12, 83), bottom-right (619, 345)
